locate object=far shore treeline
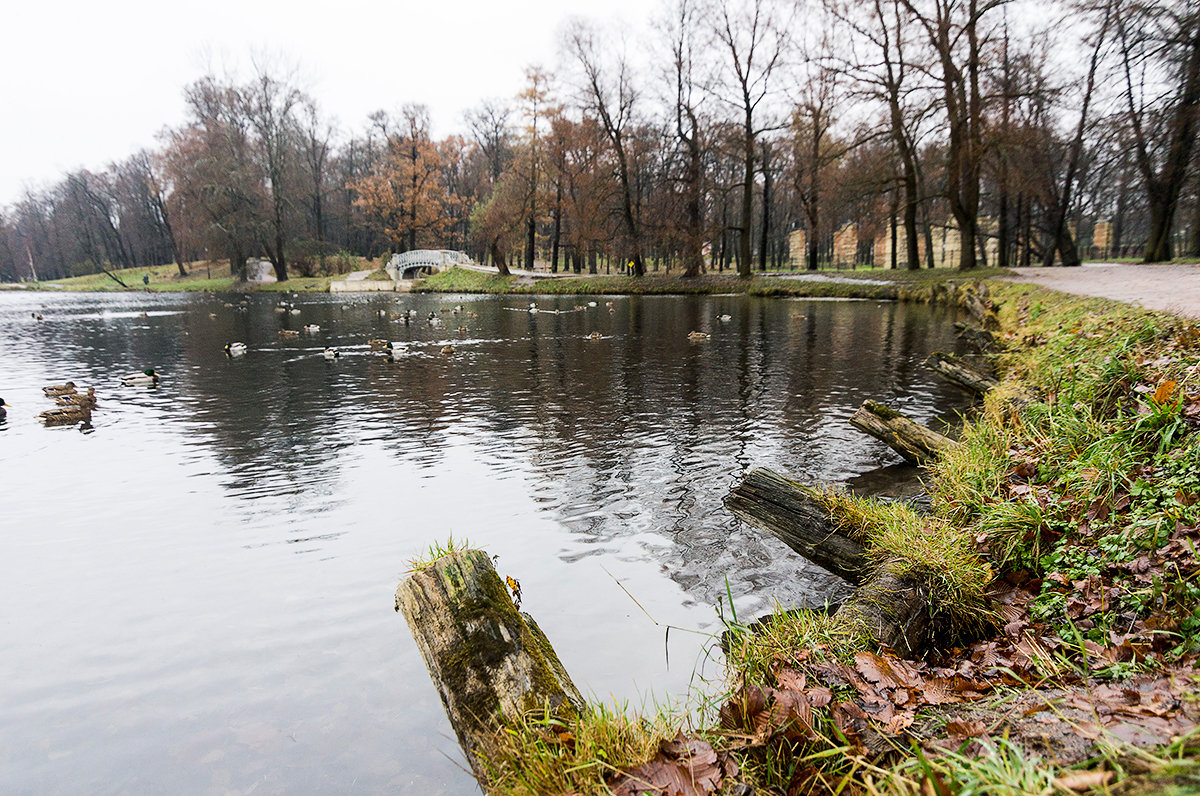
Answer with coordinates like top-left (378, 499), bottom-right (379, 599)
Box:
top-left (2, 0), bottom-right (1197, 284)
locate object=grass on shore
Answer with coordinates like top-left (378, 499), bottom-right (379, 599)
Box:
top-left (453, 279), bottom-right (1200, 795)
top-left (415, 264), bottom-right (1014, 299)
top-left (30, 259), bottom-right (366, 293)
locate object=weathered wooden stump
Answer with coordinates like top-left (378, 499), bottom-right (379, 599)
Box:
top-left (953, 321), bottom-right (998, 353)
top-left (724, 468), bottom-right (870, 584)
top-left (924, 351), bottom-right (999, 396)
top-left (396, 549), bottom-right (582, 786)
top-left (849, 400), bottom-right (960, 465)
top-left (836, 565), bottom-right (931, 656)
top-left (725, 469), bottom-right (937, 655)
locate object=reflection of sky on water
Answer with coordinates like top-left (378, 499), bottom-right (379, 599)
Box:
top-left (0, 290), bottom-right (972, 794)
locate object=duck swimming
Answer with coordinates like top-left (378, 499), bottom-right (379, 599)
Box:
top-left (323, 347), bottom-right (340, 360)
top-left (121, 368), bottom-right (160, 387)
top-left (56, 387), bottom-right (97, 409)
top-left (0, 398), bottom-right (9, 420)
top-left (687, 331), bottom-right (711, 341)
top-left (368, 338), bottom-right (389, 349)
top-left (39, 404), bottom-right (91, 426)
top-left (43, 382), bottom-right (77, 397)
top-left (224, 342), bottom-right (247, 357)
top-left (304, 324), bottom-right (320, 333)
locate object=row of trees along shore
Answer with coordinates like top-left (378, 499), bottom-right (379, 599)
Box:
top-left (3, 0), bottom-right (1200, 283)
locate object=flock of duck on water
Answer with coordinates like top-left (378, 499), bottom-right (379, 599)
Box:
top-left (1, 296), bottom-right (734, 430)
top-left (4, 369), bottom-right (160, 429)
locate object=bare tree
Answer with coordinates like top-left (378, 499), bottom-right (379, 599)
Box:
top-left (466, 100), bottom-right (515, 185)
top-left (298, 99), bottom-right (334, 267)
top-left (242, 65), bottom-right (306, 281)
top-left (1114, 0), bottom-right (1200, 262)
top-left (792, 60), bottom-right (845, 271)
top-left (665, 0), bottom-right (711, 277)
top-left (710, 0), bottom-right (790, 277)
top-left (898, 0), bottom-right (1005, 269)
top-left (517, 67), bottom-right (553, 270)
top-left (830, 0), bottom-right (931, 268)
top-left (566, 20), bottom-right (649, 276)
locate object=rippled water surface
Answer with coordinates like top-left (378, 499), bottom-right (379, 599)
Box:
top-left (0, 290), bottom-right (972, 794)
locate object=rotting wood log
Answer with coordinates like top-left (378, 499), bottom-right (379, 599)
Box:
top-left (723, 470), bottom-right (935, 655)
top-left (834, 565), bottom-right (931, 656)
top-left (849, 400), bottom-right (960, 465)
top-left (924, 351), bottom-right (999, 396)
top-left (961, 281), bottom-right (1000, 331)
top-left (953, 321), bottom-right (997, 353)
top-left (724, 468), bottom-right (870, 584)
top-left (396, 549), bottom-right (582, 787)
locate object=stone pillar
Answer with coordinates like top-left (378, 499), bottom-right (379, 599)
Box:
top-left (833, 224), bottom-right (858, 267)
top-left (874, 232), bottom-right (892, 269)
top-left (789, 229), bottom-right (807, 269)
top-left (1093, 221), bottom-right (1111, 259)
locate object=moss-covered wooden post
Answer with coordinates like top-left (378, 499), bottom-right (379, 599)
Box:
top-left (396, 549), bottom-right (582, 787)
top-left (724, 468), bottom-right (871, 584)
top-left (924, 351), bottom-right (999, 396)
top-left (849, 400), bottom-right (961, 464)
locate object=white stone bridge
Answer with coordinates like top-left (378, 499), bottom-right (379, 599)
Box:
top-left (386, 250), bottom-right (473, 280)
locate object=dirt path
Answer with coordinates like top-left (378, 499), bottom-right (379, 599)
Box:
top-left (1001, 262), bottom-right (1200, 319)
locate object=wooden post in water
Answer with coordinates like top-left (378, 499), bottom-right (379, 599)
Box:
top-left (724, 468), bottom-right (870, 584)
top-left (725, 469), bottom-right (938, 655)
top-left (849, 400), bottom-right (960, 465)
top-left (924, 351), bottom-right (999, 396)
top-left (396, 549), bottom-right (582, 788)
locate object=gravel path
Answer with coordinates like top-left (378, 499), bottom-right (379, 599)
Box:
top-left (1001, 262), bottom-right (1200, 320)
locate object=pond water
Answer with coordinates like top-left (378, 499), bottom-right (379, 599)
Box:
top-left (0, 290), bottom-right (972, 794)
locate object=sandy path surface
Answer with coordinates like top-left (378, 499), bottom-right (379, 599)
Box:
top-left (1001, 262), bottom-right (1200, 319)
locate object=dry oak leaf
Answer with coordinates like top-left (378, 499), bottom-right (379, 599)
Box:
top-left (609, 734), bottom-right (722, 796)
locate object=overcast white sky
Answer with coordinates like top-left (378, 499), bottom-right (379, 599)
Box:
top-left (0, 0), bottom-right (655, 206)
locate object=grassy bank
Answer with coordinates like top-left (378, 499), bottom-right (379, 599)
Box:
top-left (25, 260), bottom-right (360, 293)
top-left (23, 261), bottom-right (1016, 299)
top-left (414, 265), bottom-right (1015, 299)
top-left (433, 280), bottom-right (1200, 794)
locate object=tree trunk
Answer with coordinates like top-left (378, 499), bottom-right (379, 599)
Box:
top-left (759, 148), bottom-right (772, 271)
top-left (739, 117), bottom-right (754, 279)
top-left (396, 549), bottom-right (583, 789)
top-left (525, 216), bottom-right (536, 270)
top-left (551, 180), bottom-right (562, 273)
top-left (682, 141), bottom-right (705, 278)
top-left (272, 229), bottom-right (288, 282)
top-left (849, 400), bottom-right (960, 465)
top-left (723, 469), bottom-right (870, 583)
top-left (491, 238), bottom-right (510, 276)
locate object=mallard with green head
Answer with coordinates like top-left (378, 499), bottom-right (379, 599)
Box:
top-left (121, 368), bottom-right (160, 387)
